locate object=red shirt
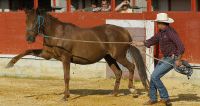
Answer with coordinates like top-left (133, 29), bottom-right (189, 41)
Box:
top-left (145, 26), bottom-right (185, 57)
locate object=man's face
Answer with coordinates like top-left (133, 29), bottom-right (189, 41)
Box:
top-left (157, 22), bottom-right (167, 30)
top-left (102, 1), bottom-right (108, 8)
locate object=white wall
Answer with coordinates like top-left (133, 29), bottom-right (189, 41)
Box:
top-left (51, 0), bottom-right (67, 13)
top-left (135, 0), bottom-right (147, 11)
top-left (0, 55), bottom-right (106, 79)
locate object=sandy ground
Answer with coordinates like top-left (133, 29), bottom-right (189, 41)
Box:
top-left (0, 77), bottom-right (200, 106)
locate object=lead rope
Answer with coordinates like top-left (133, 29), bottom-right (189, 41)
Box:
top-left (36, 15), bottom-right (176, 68)
top-left (36, 15), bottom-right (171, 70)
top-left (42, 35), bottom-right (133, 44)
top-left (35, 15), bottom-right (175, 72)
top-left (36, 16), bottom-right (133, 44)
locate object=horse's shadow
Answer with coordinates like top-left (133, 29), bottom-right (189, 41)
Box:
top-left (69, 88), bottom-right (146, 100)
top-left (71, 89), bottom-right (128, 95)
top-left (170, 94), bottom-right (200, 102)
top-left (25, 88), bottom-right (146, 100)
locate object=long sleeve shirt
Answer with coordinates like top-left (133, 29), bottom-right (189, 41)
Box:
top-left (144, 26), bottom-right (185, 57)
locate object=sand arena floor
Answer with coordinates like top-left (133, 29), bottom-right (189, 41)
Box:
top-left (0, 77), bottom-right (200, 106)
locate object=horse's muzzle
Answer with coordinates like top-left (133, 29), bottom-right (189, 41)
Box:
top-left (26, 35), bottom-right (36, 43)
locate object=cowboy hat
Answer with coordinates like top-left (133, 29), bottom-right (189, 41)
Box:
top-left (154, 13), bottom-right (174, 23)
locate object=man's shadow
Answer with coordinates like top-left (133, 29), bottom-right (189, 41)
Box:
top-left (170, 94), bottom-right (200, 102)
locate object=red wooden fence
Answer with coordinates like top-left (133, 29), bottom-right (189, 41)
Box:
top-left (0, 12), bottom-right (200, 63)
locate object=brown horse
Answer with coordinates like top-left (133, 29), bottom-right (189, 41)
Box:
top-left (6, 9), bottom-right (149, 100)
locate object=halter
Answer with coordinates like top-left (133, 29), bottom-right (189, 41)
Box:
top-left (37, 15), bottom-right (45, 34)
top-left (26, 15), bottom-right (45, 35)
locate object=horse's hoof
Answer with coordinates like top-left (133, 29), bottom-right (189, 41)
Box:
top-left (62, 97), bottom-right (68, 101)
top-left (109, 92), bottom-right (118, 97)
top-left (62, 94), bottom-right (70, 101)
top-left (5, 62), bottom-right (14, 68)
top-left (64, 94), bottom-right (70, 98)
top-left (132, 93), bottom-right (139, 98)
top-left (129, 88), bottom-right (137, 94)
top-left (129, 88), bottom-right (139, 98)
top-left (113, 93), bottom-right (118, 97)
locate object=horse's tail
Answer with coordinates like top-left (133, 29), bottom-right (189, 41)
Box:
top-left (129, 46), bottom-right (149, 91)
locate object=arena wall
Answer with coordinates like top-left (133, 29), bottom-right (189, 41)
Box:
top-left (0, 12), bottom-right (200, 79)
top-left (0, 12), bottom-right (200, 63)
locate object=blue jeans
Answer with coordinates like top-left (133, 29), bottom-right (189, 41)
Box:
top-left (150, 57), bottom-right (175, 101)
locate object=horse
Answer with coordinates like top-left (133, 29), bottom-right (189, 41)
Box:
top-left (6, 9), bottom-right (149, 100)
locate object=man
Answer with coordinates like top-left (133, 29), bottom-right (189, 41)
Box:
top-left (115, 0), bottom-right (133, 13)
top-left (84, 3), bottom-right (101, 12)
top-left (100, 0), bottom-right (111, 12)
top-left (133, 13), bottom-right (185, 105)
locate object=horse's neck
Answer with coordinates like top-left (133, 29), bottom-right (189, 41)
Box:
top-left (43, 14), bottom-right (77, 37)
top-left (43, 14), bottom-right (77, 45)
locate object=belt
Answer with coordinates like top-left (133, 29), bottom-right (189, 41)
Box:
top-left (164, 54), bottom-right (179, 60)
top-left (164, 55), bottom-right (173, 58)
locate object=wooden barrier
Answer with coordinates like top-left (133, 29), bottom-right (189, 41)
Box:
top-left (0, 12), bottom-right (200, 63)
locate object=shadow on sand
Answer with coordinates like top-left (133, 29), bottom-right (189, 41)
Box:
top-left (170, 94), bottom-right (200, 102)
top-left (25, 88), bottom-right (147, 100)
top-left (69, 88), bottom-right (146, 100)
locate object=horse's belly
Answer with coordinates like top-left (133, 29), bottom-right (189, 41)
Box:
top-left (71, 56), bottom-right (103, 65)
top-left (70, 43), bottom-right (108, 64)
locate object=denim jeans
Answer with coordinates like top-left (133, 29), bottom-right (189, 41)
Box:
top-left (150, 57), bottom-right (175, 101)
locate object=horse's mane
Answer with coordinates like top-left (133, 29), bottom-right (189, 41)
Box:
top-left (45, 13), bottom-right (78, 27)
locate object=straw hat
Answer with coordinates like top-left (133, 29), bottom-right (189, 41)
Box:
top-left (154, 13), bottom-right (174, 23)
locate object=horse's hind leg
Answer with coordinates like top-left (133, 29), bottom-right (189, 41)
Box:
top-left (6, 49), bottom-right (51, 68)
top-left (104, 55), bottom-right (122, 96)
top-left (116, 57), bottom-right (136, 94)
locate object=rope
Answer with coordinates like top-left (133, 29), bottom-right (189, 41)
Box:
top-left (34, 15), bottom-right (196, 71)
top-left (145, 53), bottom-right (174, 66)
top-left (35, 15), bottom-right (135, 45)
top-left (41, 34), bottom-right (133, 44)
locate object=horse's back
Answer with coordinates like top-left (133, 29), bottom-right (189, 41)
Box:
top-left (93, 24), bottom-right (132, 42)
top-left (66, 24), bottom-right (131, 64)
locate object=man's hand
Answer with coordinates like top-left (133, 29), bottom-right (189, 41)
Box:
top-left (131, 41), bottom-right (144, 46)
top-left (122, 0), bottom-right (130, 5)
top-left (175, 55), bottom-right (183, 67)
top-left (175, 60), bottom-right (182, 67)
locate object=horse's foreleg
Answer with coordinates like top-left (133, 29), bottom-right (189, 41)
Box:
top-left (104, 55), bottom-right (122, 96)
top-left (6, 49), bottom-right (51, 68)
top-left (61, 55), bottom-right (71, 101)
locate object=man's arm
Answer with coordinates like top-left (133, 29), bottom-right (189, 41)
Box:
top-left (144, 34), bottom-right (160, 48)
top-left (132, 33), bottom-right (160, 47)
top-left (115, 1), bottom-right (127, 11)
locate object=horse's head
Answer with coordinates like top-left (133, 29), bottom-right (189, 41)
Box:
top-left (25, 9), bottom-right (45, 43)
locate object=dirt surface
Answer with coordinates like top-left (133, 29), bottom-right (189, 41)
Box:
top-left (0, 77), bottom-right (200, 106)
